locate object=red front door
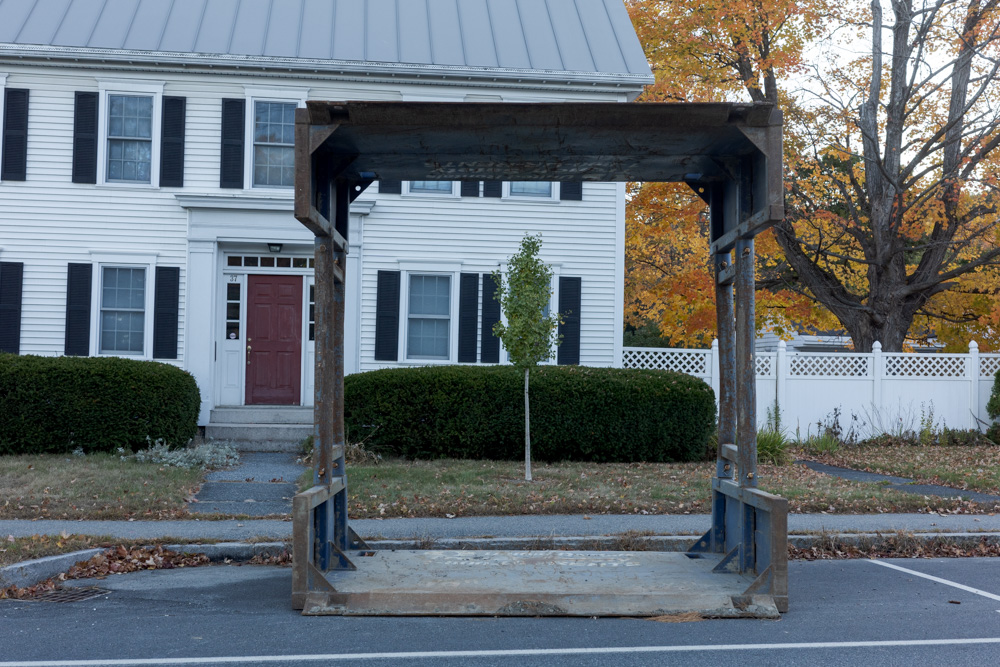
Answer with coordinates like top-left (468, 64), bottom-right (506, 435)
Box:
top-left (246, 275), bottom-right (303, 405)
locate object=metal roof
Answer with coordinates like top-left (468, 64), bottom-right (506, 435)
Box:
top-left (0, 0), bottom-right (653, 84)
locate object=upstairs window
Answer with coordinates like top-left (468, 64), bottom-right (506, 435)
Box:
top-left (509, 182), bottom-right (552, 198)
top-left (107, 95), bottom-right (153, 183)
top-left (409, 181), bottom-right (455, 194)
top-left (252, 101), bottom-right (295, 188)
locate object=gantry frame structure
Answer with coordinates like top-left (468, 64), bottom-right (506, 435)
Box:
top-left (292, 101), bottom-right (788, 615)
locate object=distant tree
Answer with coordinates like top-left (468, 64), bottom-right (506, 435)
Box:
top-left (627, 0), bottom-right (1000, 352)
top-left (493, 234), bottom-right (561, 482)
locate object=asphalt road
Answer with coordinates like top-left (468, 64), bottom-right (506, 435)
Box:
top-left (2, 558), bottom-right (999, 666)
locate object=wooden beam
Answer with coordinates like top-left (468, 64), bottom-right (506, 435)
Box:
top-left (716, 260), bottom-right (737, 286)
top-left (734, 238), bottom-right (757, 488)
top-left (300, 206), bottom-right (349, 253)
top-left (310, 124), bottom-right (339, 154)
top-left (709, 206), bottom-right (780, 254)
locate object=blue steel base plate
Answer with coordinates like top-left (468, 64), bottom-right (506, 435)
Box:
top-left (301, 549), bottom-right (779, 617)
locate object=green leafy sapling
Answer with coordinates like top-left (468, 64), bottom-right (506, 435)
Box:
top-left (492, 234), bottom-right (562, 481)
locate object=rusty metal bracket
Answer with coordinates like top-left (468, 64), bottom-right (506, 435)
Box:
top-left (712, 546), bottom-right (741, 573)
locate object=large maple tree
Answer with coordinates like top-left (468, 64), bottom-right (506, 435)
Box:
top-left (626, 0), bottom-right (1000, 352)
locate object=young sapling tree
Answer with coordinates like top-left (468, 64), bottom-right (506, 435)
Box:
top-left (493, 234), bottom-right (561, 481)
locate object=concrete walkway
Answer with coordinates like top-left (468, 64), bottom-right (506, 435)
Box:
top-left (188, 452), bottom-right (305, 516)
top-left (4, 513), bottom-right (1000, 541)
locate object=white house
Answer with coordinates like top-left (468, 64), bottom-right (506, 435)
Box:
top-left (0, 0), bottom-right (652, 437)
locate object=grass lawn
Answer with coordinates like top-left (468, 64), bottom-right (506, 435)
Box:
top-left (4, 445), bottom-right (998, 523)
top-left (0, 454), bottom-right (202, 520)
top-left (800, 444), bottom-right (1000, 495)
top-left (342, 453), bottom-right (999, 519)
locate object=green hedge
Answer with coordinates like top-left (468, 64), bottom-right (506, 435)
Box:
top-left (344, 365), bottom-right (715, 463)
top-left (0, 354), bottom-right (200, 455)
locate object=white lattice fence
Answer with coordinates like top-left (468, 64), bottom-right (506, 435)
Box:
top-left (884, 354), bottom-right (965, 377)
top-left (621, 347), bottom-right (710, 377)
top-left (789, 354), bottom-right (868, 377)
top-left (622, 342), bottom-right (997, 430)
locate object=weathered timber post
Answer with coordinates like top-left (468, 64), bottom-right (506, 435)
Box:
top-left (734, 237), bottom-right (757, 489)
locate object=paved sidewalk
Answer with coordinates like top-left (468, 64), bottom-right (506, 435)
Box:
top-left (188, 452), bottom-right (304, 516)
top-left (4, 513), bottom-right (1000, 542)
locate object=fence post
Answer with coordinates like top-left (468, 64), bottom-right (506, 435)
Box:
top-left (872, 341), bottom-right (883, 412)
top-left (969, 340), bottom-right (980, 429)
top-left (775, 340), bottom-right (787, 425)
top-left (710, 338), bottom-right (720, 407)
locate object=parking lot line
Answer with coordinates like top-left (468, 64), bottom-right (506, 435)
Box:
top-left (3, 638), bottom-right (1000, 666)
top-left (868, 559), bottom-right (1000, 602)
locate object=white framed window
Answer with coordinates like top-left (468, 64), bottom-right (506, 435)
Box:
top-left (0, 74), bottom-right (7, 159)
top-left (406, 274), bottom-right (452, 360)
top-left (99, 266), bottom-right (146, 354)
top-left (405, 181), bottom-right (458, 197)
top-left (89, 252), bottom-right (158, 358)
top-left (505, 181), bottom-right (557, 200)
top-left (243, 87), bottom-right (308, 190)
top-left (252, 101), bottom-right (296, 188)
top-left (106, 95), bottom-right (153, 183)
top-left (96, 80), bottom-right (163, 187)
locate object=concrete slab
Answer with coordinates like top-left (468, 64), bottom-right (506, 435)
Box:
top-left (186, 501), bottom-right (292, 516)
top-left (205, 452), bottom-right (306, 483)
top-left (302, 549), bottom-right (777, 618)
top-left (194, 482), bottom-right (297, 502)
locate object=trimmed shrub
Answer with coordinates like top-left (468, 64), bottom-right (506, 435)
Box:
top-left (988, 368), bottom-right (1000, 421)
top-left (0, 353), bottom-right (200, 455)
top-left (344, 365), bottom-right (715, 463)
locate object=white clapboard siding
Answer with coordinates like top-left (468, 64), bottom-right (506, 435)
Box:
top-left (0, 62), bottom-right (626, 402)
top-left (357, 181), bottom-right (621, 371)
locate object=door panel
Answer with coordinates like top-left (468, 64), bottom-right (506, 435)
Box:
top-left (246, 275), bottom-right (302, 405)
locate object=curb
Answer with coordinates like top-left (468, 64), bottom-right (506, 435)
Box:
top-left (6, 532), bottom-right (1000, 590)
top-left (0, 549), bottom-right (105, 590)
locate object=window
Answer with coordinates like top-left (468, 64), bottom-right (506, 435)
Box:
top-left (252, 101), bottom-right (295, 188)
top-left (106, 95), bottom-right (153, 183)
top-left (509, 182), bottom-right (552, 198)
top-left (94, 81), bottom-right (163, 187)
top-left (225, 282), bottom-right (241, 340)
top-left (409, 181), bottom-right (454, 194)
top-left (407, 274), bottom-right (451, 359)
top-left (100, 267), bottom-right (145, 354)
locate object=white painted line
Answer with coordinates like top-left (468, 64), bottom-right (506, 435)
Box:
top-left (868, 559), bottom-right (1000, 602)
top-left (4, 638), bottom-right (1000, 666)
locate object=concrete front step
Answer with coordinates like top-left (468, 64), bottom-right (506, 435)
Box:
top-left (209, 406), bottom-right (313, 424)
top-left (205, 423), bottom-right (312, 451)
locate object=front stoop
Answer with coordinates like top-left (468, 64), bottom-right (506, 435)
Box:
top-left (207, 407), bottom-right (313, 452)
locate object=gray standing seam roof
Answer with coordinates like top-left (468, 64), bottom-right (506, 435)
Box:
top-left (0, 0), bottom-right (653, 83)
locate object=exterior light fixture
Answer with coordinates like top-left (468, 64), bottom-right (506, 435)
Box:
top-left (268, 243), bottom-right (283, 253)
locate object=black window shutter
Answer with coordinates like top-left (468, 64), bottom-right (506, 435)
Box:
top-left (0, 261), bottom-right (24, 354)
top-left (480, 273), bottom-right (501, 363)
top-left (460, 180), bottom-right (480, 197)
top-left (483, 180), bottom-right (502, 198)
top-left (64, 263), bottom-right (92, 356)
top-left (219, 98), bottom-right (245, 189)
top-left (374, 270), bottom-right (400, 361)
top-left (557, 277), bottom-right (581, 365)
top-left (1, 88), bottom-right (29, 181)
top-left (458, 273), bottom-right (479, 363)
top-left (159, 96), bottom-right (186, 187)
top-left (560, 181), bottom-right (583, 201)
top-left (379, 180), bottom-right (402, 194)
top-left (153, 266), bottom-right (180, 359)
top-left (72, 92), bottom-right (98, 184)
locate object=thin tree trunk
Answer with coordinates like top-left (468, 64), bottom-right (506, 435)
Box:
top-left (524, 368), bottom-right (532, 482)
